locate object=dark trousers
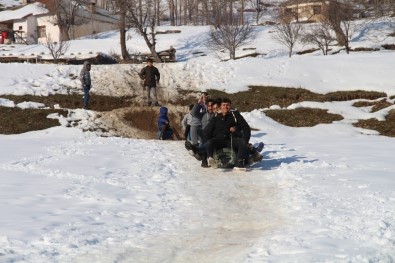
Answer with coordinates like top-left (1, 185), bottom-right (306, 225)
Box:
top-left (184, 125), bottom-right (191, 140)
top-left (83, 85), bottom-right (91, 108)
top-left (206, 137), bottom-right (248, 161)
top-left (159, 124), bottom-right (172, 140)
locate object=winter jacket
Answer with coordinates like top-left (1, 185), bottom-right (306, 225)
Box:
top-left (182, 112), bottom-right (193, 130)
top-left (79, 61), bottom-right (91, 87)
top-left (190, 103), bottom-right (205, 127)
top-left (140, 65), bottom-right (160, 87)
top-left (191, 102), bottom-right (216, 129)
top-left (202, 111), bottom-right (215, 130)
top-left (204, 110), bottom-right (251, 142)
top-left (157, 107), bottom-right (170, 131)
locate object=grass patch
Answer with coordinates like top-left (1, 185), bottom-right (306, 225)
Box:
top-left (265, 108), bottom-right (343, 127)
top-left (2, 94), bottom-right (135, 111)
top-left (323, 90), bottom-right (386, 101)
top-left (2, 87), bottom-right (393, 137)
top-left (207, 86), bottom-right (322, 111)
top-left (0, 107), bottom-right (67, 134)
top-left (350, 47), bottom-right (380, 52)
top-left (382, 44), bottom-right (395, 50)
top-left (0, 94), bottom-right (135, 135)
top-left (353, 109), bottom-right (395, 137)
top-left (297, 48), bottom-right (320, 55)
top-left (207, 86), bottom-right (386, 112)
top-left (352, 99), bottom-right (393, 112)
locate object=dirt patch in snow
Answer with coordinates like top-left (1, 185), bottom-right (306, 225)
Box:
top-left (99, 105), bottom-right (187, 140)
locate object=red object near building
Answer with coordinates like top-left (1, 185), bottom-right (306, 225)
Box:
top-left (2, 31), bottom-right (9, 40)
top-left (0, 34), bottom-right (3, 44)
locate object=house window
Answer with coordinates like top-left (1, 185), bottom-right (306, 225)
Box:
top-left (37, 26), bottom-right (46, 38)
top-left (19, 26), bottom-right (22, 30)
top-left (313, 5), bottom-right (321, 15)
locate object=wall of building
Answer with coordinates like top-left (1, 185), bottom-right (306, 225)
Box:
top-left (36, 15), bottom-right (60, 43)
top-left (284, 2), bottom-right (329, 22)
top-left (72, 17), bottom-right (118, 39)
top-left (12, 17), bottom-right (36, 44)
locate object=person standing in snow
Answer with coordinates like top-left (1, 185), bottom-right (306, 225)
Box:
top-left (139, 58), bottom-right (161, 106)
top-left (182, 104), bottom-right (194, 140)
top-left (79, 61), bottom-right (92, 109)
top-left (158, 106), bottom-right (173, 140)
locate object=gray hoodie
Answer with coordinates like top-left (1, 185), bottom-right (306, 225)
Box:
top-left (80, 61), bottom-right (91, 87)
top-left (191, 103), bottom-right (214, 129)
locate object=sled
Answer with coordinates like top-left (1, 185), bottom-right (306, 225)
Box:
top-left (213, 147), bottom-right (237, 169)
top-left (213, 142), bottom-right (264, 170)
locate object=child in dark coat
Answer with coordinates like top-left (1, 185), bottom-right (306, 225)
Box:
top-left (157, 107), bottom-right (173, 140)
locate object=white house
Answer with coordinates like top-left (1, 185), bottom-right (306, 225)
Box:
top-left (0, 2), bottom-right (47, 44)
top-left (0, 1), bottom-right (119, 44)
top-left (280, 0), bottom-right (346, 22)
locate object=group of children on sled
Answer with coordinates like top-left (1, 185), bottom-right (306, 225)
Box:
top-left (157, 92), bottom-right (263, 170)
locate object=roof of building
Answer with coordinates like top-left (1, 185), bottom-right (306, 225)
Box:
top-left (0, 2), bottom-right (118, 24)
top-left (0, 2), bottom-right (47, 23)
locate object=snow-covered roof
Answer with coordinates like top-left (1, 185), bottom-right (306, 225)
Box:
top-left (0, 2), bottom-right (47, 23)
top-left (0, 0), bottom-right (23, 8)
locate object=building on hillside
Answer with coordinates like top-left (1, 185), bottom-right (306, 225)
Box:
top-left (0, 2), bottom-right (46, 44)
top-left (0, 0), bottom-right (119, 44)
top-left (280, 0), bottom-right (348, 23)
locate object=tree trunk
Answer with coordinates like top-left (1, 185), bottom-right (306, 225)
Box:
top-left (229, 0), bottom-right (233, 24)
top-left (156, 0), bottom-right (161, 26)
top-left (119, 11), bottom-right (130, 60)
top-left (174, 0), bottom-right (178, 26)
top-left (139, 0), bottom-right (143, 24)
top-left (169, 0), bottom-right (175, 26)
top-left (183, 0), bottom-right (187, 25)
top-left (345, 39), bottom-right (350, 54)
top-left (239, 0), bottom-right (244, 25)
top-left (334, 27), bottom-right (347, 46)
top-left (60, 27), bottom-right (70, 41)
top-left (139, 28), bottom-right (162, 62)
top-left (56, 13), bottom-right (70, 41)
top-left (230, 47), bottom-right (236, 59)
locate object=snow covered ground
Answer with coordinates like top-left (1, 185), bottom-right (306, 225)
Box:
top-left (0, 0), bottom-right (22, 8)
top-left (0, 16), bottom-right (395, 262)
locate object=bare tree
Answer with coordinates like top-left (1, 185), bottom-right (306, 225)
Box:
top-left (126, 0), bottom-right (162, 62)
top-left (301, 23), bottom-right (336, 55)
top-left (155, 0), bottom-right (161, 26)
top-left (249, 0), bottom-right (266, 24)
top-left (207, 17), bottom-right (256, 60)
top-left (110, 0), bottom-right (131, 60)
top-left (323, 1), bottom-right (352, 48)
top-left (184, 0), bottom-right (199, 25)
top-left (323, 1), bottom-right (354, 52)
top-left (239, 0), bottom-right (245, 25)
top-left (272, 14), bottom-right (303, 57)
top-left (40, 0), bottom-right (84, 41)
top-left (168, 0), bottom-right (176, 25)
top-left (352, 0), bottom-right (395, 18)
top-left (42, 34), bottom-right (70, 63)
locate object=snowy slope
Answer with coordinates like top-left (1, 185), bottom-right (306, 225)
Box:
top-left (0, 16), bottom-right (395, 263)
